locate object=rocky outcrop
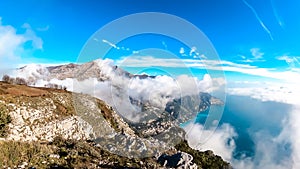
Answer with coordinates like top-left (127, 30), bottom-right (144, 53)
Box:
top-left (158, 152), bottom-right (198, 169)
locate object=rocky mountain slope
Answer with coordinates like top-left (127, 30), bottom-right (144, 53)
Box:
top-left (0, 81), bottom-right (231, 168)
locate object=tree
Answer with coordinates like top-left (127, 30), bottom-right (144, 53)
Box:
top-left (8, 77), bottom-right (15, 84)
top-left (15, 77), bottom-right (27, 85)
top-left (2, 75), bottom-right (10, 82)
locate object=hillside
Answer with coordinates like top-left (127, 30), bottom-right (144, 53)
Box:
top-left (0, 82), bottom-right (231, 168)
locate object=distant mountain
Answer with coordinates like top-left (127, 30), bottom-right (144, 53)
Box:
top-left (16, 60), bottom-right (154, 84)
top-left (0, 82), bottom-right (231, 168)
top-left (13, 59), bottom-right (224, 124)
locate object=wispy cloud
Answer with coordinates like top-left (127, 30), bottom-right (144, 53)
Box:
top-left (250, 48), bottom-right (264, 59)
top-left (179, 46), bottom-right (201, 58)
top-left (101, 39), bottom-right (138, 54)
top-left (179, 47), bottom-right (188, 57)
top-left (242, 0), bottom-right (274, 40)
top-left (36, 25), bottom-right (50, 31)
top-left (102, 39), bottom-right (118, 49)
top-left (239, 48), bottom-right (265, 62)
top-left (189, 46), bottom-right (197, 56)
top-left (277, 55), bottom-right (300, 68)
top-left (117, 56), bottom-right (300, 83)
top-left (161, 41), bottom-right (168, 50)
top-left (270, 0), bottom-right (285, 28)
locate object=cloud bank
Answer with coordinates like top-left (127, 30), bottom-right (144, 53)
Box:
top-left (10, 59), bottom-right (224, 123)
top-left (225, 80), bottom-right (300, 168)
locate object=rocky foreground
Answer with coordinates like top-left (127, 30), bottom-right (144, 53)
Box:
top-left (0, 82), bottom-right (231, 169)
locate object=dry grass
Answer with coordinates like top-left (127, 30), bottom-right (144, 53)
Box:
top-left (0, 82), bottom-right (49, 97)
top-left (0, 141), bottom-right (53, 168)
top-left (0, 137), bottom-right (161, 169)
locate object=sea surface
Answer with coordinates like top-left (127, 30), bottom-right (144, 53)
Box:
top-left (194, 94), bottom-right (292, 159)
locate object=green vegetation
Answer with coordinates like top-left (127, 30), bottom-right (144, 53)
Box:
top-left (0, 141), bottom-right (53, 168)
top-left (0, 136), bottom-right (161, 168)
top-left (0, 103), bottom-right (11, 137)
top-left (96, 100), bottom-right (121, 132)
top-left (175, 140), bottom-right (232, 169)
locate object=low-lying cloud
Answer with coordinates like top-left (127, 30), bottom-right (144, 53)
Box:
top-left (10, 59), bottom-right (224, 123)
top-left (226, 82), bottom-right (299, 169)
top-left (6, 59), bottom-right (300, 169)
top-left (184, 122), bottom-right (237, 162)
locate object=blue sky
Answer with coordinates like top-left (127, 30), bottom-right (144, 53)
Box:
top-left (2, 2), bottom-right (300, 167)
top-left (0, 0), bottom-right (300, 82)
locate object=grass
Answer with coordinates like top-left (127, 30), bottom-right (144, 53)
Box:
top-left (96, 99), bottom-right (121, 132)
top-left (0, 136), bottom-right (161, 168)
top-left (0, 102), bottom-right (11, 137)
top-left (0, 141), bottom-right (53, 168)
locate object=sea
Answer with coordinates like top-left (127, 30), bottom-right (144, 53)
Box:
top-left (194, 94), bottom-right (292, 160)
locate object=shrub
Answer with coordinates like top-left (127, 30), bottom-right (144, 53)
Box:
top-left (2, 75), bottom-right (10, 82)
top-left (15, 77), bottom-right (27, 85)
top-left (0, 103), bottom-right (11, 137)
top-left (45, 83), bottom-right (67, 90)
top-left (2, 75), bottom-right (28, 85)
top-left (175, 140), bottom-right (231, 169)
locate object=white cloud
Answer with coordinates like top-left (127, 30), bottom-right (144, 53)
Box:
top-left (288, 106), bottom-right (300, 169)
top-left (184, 122), bottom-right (237, 162)
top-left (227, 81), bottom-right (300, 105)
top-left (117, 56), bottom-right (300, 83)
top-left (227, 80), bottom-right (300, 168)
top-left (102, 39), bottom-right (131, 52)
top-left (12, 59), bottom-right (223, 122)
top-left (22, 23), bottom-right (43, 49)
top-left (240, 59), bottom-right (254, 63)
top-left (239, 55), bottom-right (246, 59)
top-left (8, 57), bottom-right (300, 168)
top-left (117, 56), bottom-right (187, 67)
top-left (36, 25), bottom-right (50, 32)
top-left (277, 55), bottom-right (300, 68)
top-left (0, 22), bottom-right (24, 60)
top-left (184, 92), bottom-right (300, 169)
top-left (117, 56), bottom-right (254, 69)
top-left (13, 63), bottom-right (50, 80)
top-left (199, 54), bottom-right (207, 59)
top-left (189, 46), bottom-right (197, 56)
top-left (230, 105), bottom-right (300, 169)
top-left (239, 48), bottom-right (265, 63)
top-left (0, 19), bottom-right (43, 69)
top-left (102, 39), bottom-right (117, 49)
top-left (242, 0), bottom-right (274, 40)
top-left (162, 41), bottom-right (167, 49)
top-left (250, 48), bottom-right (264, 59)
top-left (179, 47), bottom-right (185, 54)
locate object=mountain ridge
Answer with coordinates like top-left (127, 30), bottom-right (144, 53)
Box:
top-left (0, 81), bottom-right (231, 168)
